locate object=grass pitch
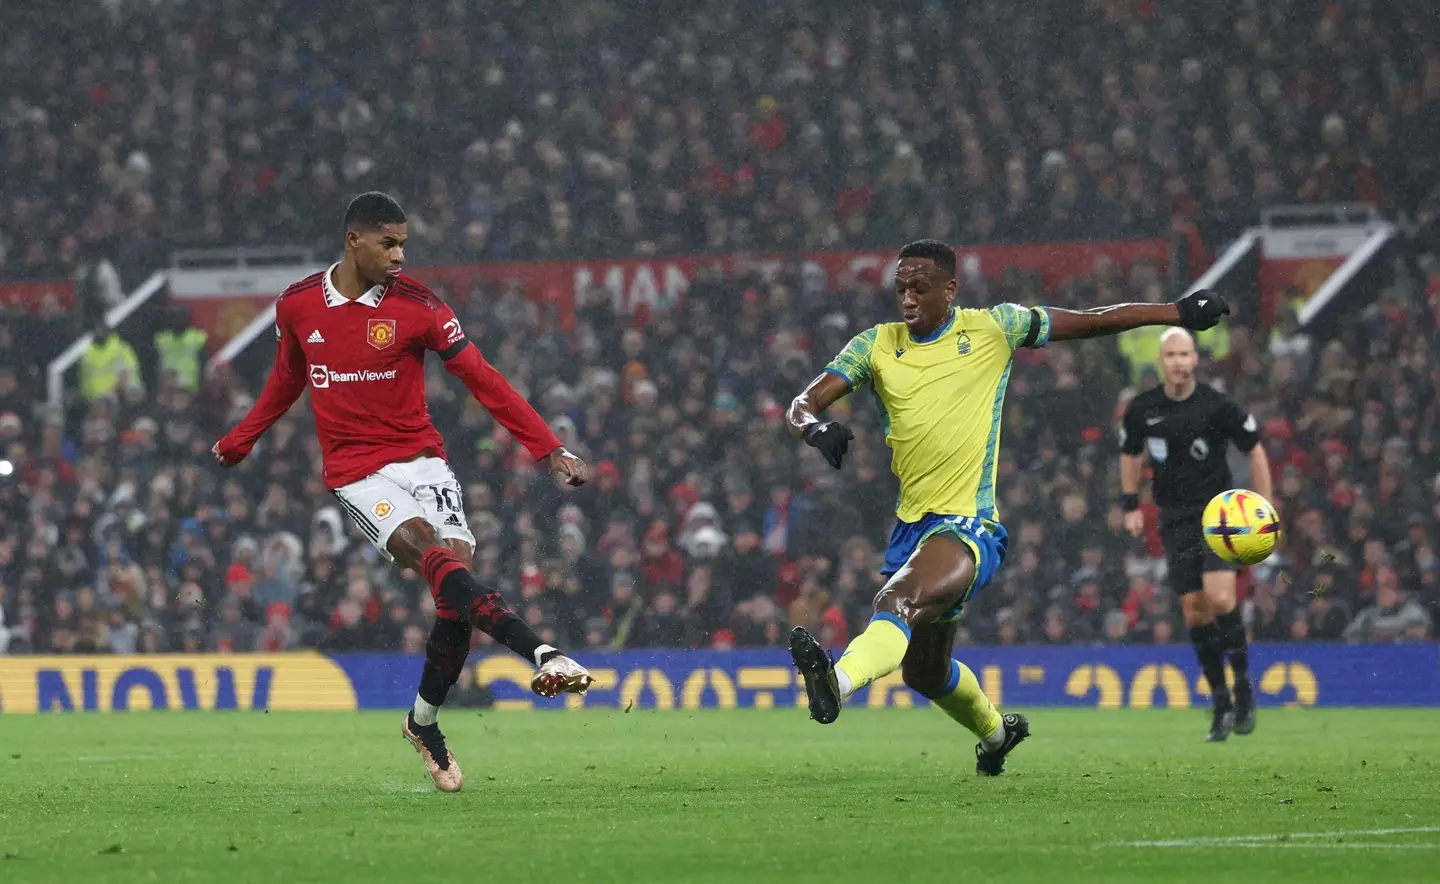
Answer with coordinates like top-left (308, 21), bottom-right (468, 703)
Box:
top-left (1, 708), bottom-right (1438, 883)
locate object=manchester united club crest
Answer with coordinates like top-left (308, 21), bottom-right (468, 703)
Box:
top-left (367, 318), bottom-right (397, 350)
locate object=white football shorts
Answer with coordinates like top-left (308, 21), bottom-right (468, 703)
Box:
top-left (332, 457), bottom-right (475, 561)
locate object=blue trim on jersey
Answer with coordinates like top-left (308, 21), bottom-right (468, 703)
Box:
top-left (870, 612), bottom-right (912, 641)
top-left (909, 308), bottom-right (956, 344)
top-left (822, 366), bottom-right (853, 388)
top-left (973, 362), bottom-right (1013, 521)
top-left (1034, 307), bottom-right (1052, 347)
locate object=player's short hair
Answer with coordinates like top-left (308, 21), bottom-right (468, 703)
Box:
top-left (343, 192), bottom-right (407, 232)
top-left (897, 239), bottom-right (957, 279)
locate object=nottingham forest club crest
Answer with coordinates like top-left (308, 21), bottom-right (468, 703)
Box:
top-left (367, 318), bottom-right (396, 350)
top-left (956, 331), bottom-right (972, 356)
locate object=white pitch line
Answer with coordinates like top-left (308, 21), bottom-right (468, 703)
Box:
top-left (1103, 826), bottom-right (1440, 849)
top-left (1228, 843), bottom-right (1438, 850)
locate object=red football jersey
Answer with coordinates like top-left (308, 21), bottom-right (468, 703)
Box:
top-left (220, 265), bottom-right (561, 489)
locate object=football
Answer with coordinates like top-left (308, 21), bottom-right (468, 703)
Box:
top-left (1202, 489), bottom-right (1282, 565)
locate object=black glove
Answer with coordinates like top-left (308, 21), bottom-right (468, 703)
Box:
top-left (1174, 289), bottom-right (1230, 330)
top-left (802, 421), bottom-right (854, 469)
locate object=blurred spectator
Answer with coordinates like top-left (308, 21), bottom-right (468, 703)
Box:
top-left (210, 597), bottom-right (259, 653)
top-left (259, 602), bottom-right (295, 652)
top-left (323, 599), bottom-right (377, 651)
top-left (634, 591), bottom-right (686, 648)
top-left (79, 326), bottom-right (142, 404)
top-left (1343, 569), bottom-right (1433, 643)
top-left (153, 309), bottom-right (208, 392)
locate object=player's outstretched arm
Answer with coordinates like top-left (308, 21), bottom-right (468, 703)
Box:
top-left (442, 343), bottom-right (586, 485)
top-left (213, 322), bottom-right (307, 467)
top-left (422, 303), bottom-right (583, 484)
top-left (1046, 289), bottom-right (1230, 342)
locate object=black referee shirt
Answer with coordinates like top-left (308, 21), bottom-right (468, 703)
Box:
top-left (1120, 383), bottom-right (1261, 525)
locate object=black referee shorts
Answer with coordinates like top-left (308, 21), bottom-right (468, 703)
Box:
top-left (1159, 518), bottom-right (1236, 595)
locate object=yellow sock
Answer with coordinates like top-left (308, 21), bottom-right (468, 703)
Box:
top-left (834, 613), bottom-right (911, 698)
top-left (930, 660), bottom-right (1003, 742)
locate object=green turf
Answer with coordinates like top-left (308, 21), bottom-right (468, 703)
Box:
top-left (1, 708), bottom-right (1438, 883)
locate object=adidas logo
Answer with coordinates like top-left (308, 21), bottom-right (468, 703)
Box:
top-left (307, 330), bottom-right (325, 343)
top-left (445, 514), bottom-right (463, 527)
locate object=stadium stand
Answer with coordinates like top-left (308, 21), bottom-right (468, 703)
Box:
top-left (0, 0), bottom-right (1437, 654)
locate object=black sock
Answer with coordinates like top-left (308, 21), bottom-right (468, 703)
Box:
top-left (420, 547), bottom-right (559, 666)
top-left (1214, 609), bottom-right (1249, 686)
top-left (1189, 622), bottom-right (1231, 706)
top-left (465, 579), bottom-right (556, 665)
top-left (480, 606), bottom-right (553, 665)
top-left (417, 617), bottom-right (473, 708)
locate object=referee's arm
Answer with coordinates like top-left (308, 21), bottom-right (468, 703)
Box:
top-left (1223, 401), bottom-right (1274, 505)
top-left (1118, 398), bottom-right (1147, 536)
top-left (1246, 443), bottom-right (1274, 503)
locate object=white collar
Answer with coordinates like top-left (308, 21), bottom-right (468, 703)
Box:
top-left (322, 262), bottom-right (387, 308)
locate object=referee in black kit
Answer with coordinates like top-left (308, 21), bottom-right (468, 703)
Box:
top-left (1119, 326), bottom-right (1273, 742)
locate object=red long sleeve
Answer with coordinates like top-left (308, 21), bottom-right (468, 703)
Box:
top-left (444, 344), bottom-right (561, 461)
top-left (217, 327), bottom-right (307, 460)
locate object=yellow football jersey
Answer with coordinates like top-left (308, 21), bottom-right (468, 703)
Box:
top-left (825, 304), bottom-right (1050, 523)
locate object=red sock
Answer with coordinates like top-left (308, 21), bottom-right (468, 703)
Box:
top-left (421, 547), bottom-right (470, 621)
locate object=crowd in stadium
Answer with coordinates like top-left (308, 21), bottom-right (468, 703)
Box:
top-left (0, 250), bottom-right (1435, 656)
top-left (1, 0), bottom-right (1439, 655)
top-left (4, 0), bottom-right (1439, 288)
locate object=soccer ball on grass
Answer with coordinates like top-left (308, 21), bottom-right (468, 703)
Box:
top-left (1202, 489), bottom-right (1281, 566)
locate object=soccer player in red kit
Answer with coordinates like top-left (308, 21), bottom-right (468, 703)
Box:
top-left (214, 192), bottom-right (592, 792)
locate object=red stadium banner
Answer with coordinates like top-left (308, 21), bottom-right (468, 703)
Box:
top-left (1257, 257), bottom-right (1344, 325)
top-left (182, 297), bottom-right (274, 344)
top-left (1257, 226), bottom-right (1373, 325)
top-left (169, 265), bottom-right (328, 345)
top-left (167, 241), bottom-right (1168, 341)
top-left (0, 279), bottom-right (77, 314)
top-left (410, 239), bottom-right (1170, 318)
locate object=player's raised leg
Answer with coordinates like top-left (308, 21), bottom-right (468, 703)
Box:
top-left (336, 468), bottom-right (589, 791)
top-left (792, 530), bottom-right (974, 724)
top-left (1204, 567), bottom-right (1254, 735)
top-left (387, 517), bottom-right (592, 790)
top-left (901, 621), bottom-right (1029, 775)
top-left (391, 516), bottom-right (594, 687)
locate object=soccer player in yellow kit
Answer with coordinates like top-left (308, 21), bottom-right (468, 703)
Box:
top-left (788, 239), bottom-right (1229, 775)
